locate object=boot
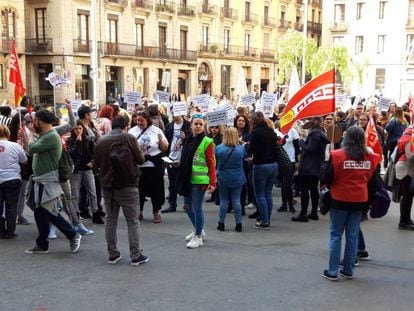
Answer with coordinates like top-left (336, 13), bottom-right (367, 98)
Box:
top-left (235, 223), bottom-right (242, 232)
top-left (291, 213), bottom-right (309, 222)
top-left (0, 217), bottom-right (6, 238)
top-left (92, 212), bottom-right (105, 224)
top-left (217, 222), bottom-right (225, 231)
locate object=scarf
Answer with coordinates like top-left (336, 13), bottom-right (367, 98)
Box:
top-left (176, 132), bottom-right (205, 196)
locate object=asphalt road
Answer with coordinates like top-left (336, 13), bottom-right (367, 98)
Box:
top-left (1, 190), bottom-right (413, 311)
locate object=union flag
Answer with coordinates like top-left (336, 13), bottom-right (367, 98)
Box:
top-left (9, 40), bottom-right (26, 107)
top-left (280, 69), bottom-right (336, 134)
top-left (366, 116), bottom-right (383, 160)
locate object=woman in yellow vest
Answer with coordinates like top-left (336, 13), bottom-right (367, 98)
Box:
top-left (177, 114), bottom-right (216, 249)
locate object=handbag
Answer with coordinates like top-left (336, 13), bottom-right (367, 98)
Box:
top-left (318, 185), bottom-right (331, 215)
top-left (369, 176), bottom-right (391, 218)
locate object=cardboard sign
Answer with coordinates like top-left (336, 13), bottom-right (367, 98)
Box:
top-left (172, 102), bottom-right (188, 116)
top-left (47, 72), bottom-right (62, 87)
top-left (240, 93), bottom-right (256, 106)
top-left (124, 91), bottom-right (141, 105)
top-left (193, 94), bottom-right (209, 112)
top-left (377, 96), bottom-right (392, 111)
top-left (156, 90), bottom-right (170, 104)
top-left (206, 110), bottom-right (228, 126)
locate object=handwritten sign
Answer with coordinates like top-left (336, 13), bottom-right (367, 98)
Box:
top-left (124, 91), bottom-right (141, 105)
top-left (193, 94), bottom-right (209, 113)
top-left (377, 96), bottom-right (392, 111)
top-left (240, 93), bottom-right (256, 106)
top-left (156, 90), bottom-right (170, 104)
top-left (258, 93), bottom-right (276, 118)
top-left (172, 102), bottom-right (188, 116)
top-left (206, 110), bottom-right (228, 126)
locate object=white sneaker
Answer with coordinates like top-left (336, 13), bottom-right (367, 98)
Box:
top-left (185, 230), bottom-right (206, 241)
top-left (186, 236), bottom-right (203, 249)
top-left (246, 203), bottom-right (256, 209)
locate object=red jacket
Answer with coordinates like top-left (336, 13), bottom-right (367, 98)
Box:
top-left (330, 149), bottom-right (380, 202)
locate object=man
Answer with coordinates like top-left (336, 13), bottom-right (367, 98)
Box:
top-left (161, 113), bottom-right (190, 213)
top-left (77, 104), bottom-right (105, 224)
top-left (23, 109), bottom-right (81, 254)
top-left (346, 102), bottom-right (365, 129)
top-left (94, 116), bottom-right (148, 266)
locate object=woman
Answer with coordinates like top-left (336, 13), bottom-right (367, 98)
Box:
top-left (395, 126), bottom-right (414, 230)
top-left (147, 104), bottom-right (165, 131)
top-left (215, 127), bottom-right (246, 232)
top-left (96, 105), bottom-right (114, 135)
top-left (0, 124), bottom-right (27, 238)
top-left (292, 117), bottom-right (330, 222)
top-left (66, 121), bottom-right (103, 224)
top-left (248, 112), bottom-right (284, 229)
top-left (177, 114), bottom-right (216, 248)
top-left (206, 125), bottom-right (222, 203)
top-left (129, 110), bottom-right (168, 223)
top-left (385, 107), bottom-right (408, 162)
top-left (322, 127), bottom-right (380, 281)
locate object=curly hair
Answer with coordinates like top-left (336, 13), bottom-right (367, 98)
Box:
top-left (98, 105), bottom-right (114, 121)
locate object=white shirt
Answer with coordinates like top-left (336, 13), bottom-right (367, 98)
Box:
top-left (0, 140), bottom-right (27, 183)
top-left (275, 128), bottom-right (299, 162)
top-left (169, 122), bottom-right (184, 162)
top-left (129, 125), bottom-right (168, 167)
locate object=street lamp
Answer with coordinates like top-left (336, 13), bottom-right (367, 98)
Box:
top-left (301, 0), bottom-right (308, 86)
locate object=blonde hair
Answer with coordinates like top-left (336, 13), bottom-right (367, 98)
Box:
top-left (0, 124), bottom-right (10, 139)
top-left (265, 118), bottom-right (275, 129)
top-left (222, 127), bottom-right (239, 146)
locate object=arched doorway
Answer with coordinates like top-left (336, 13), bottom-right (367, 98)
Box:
top-left (198, 62), bottom-right (212, 95)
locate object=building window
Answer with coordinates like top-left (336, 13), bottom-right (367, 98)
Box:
top-left (223, 29), bottom-right (230, 52)
top-left (264, 6), bottom-right (269, 24)
top-left (333, 36), bottom-right (344, 45)
top-left (108, 17), bottom-right (118, 43)
top-left (375, 68), bottom-right (385, 90)
top-left (334, 4), bottom-right (345, 23)
top-left (355, 36), bottom-right (364, 53)
top-left (202, 25), bottom-right (209, 47)
top-left (379, 1), bottom-right (386, 19)
top-left (35, 8), bottom-right (47, 42)
top-left (77, 12), bottom-right (89, 45)
top-left (263, 32), bottom-right (269, 50)
top-left (356, 3), bottom-right (363, 20)
top-left (0, 64), bottom-right (4, 89)
top-left (221, 65), bottom-right (231, 98)
top-left (244, 32), bottom-right (250, 55)
top-left (135, 20), bottom-right (144, 50)
top-left (245, 1), bottom-right (250, 20)
top-left (377, 35), bottom-right (385, 53)
top-left (180, 28), bottom-right (187, 51)
top-left (1, 9), bottom-right (15, 40)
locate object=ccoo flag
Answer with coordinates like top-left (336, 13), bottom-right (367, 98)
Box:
top-left (366, 116), bottom-right (383, 160)
top-left (280, 69), bottom-right (336, 134)
top-left (9, 40), bottom-right (26, 107)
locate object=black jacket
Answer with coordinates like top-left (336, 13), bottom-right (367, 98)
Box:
top-left (66, 136), bottom-right (95, 172)
top-left (248, 124), bottom-right (279, 165)
top-left (164, 119), bottom-right (191, 154)
top-left (299, 127), bottom-right (330, 176)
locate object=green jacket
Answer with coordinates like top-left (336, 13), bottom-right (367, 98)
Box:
top-left (191, 136), bottom-right (214, 184)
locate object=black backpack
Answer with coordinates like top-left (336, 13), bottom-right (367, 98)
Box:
top-left (109, 134), bottom-right (140, 189)
top-left (58, 147), bottom-right (74, 183)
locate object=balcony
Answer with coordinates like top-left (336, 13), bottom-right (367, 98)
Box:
top-left (102, 42), bottom-right (197, 62)
top-left (294, 22), bottom-right (304, 32)
top-left (243, 13), bottom-right (259, 26)
top-left (131, 0), bottom-right (153, 11)
top-left (307, 21), bottom-right (322, 34)
top-left (262, 17), bottom-right (277, 28)
top-left (278, 20), bottom-right (291, 31)
top-left (221, 7), bottom-right (238, 20)
top-left (177, 4), bottom-right (195, 17)
top-left (1, 40), bottom-right (13, 53)
top-left (199, 43), bottom-right (260, 59)
top-left (329, 22), bottom-right (348, 32)
top-left (25, 38), bottom-right (53, 53)
top-left (104, 0), bottom-right (128, 7)
top-left (200, 3), bottom-right (217, 16)
top-left (260, 49), bottom-right (276, 61)
top-left (73, 39), bottom-right (91, 53)
top-left (155, 1), bottom-right (175, 14)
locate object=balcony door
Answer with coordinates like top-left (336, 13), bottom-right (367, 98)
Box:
top-left (159, 24), bottom-right (167, 56)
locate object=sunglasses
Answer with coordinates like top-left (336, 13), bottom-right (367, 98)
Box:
top-left (192, 113), bottom-right (204, 120)
top-left (210, 126), bottom-right (219, 129)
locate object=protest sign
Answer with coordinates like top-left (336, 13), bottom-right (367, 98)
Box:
top-left (377, 97), bottom-right (392, 111)
top-left (206, 110), bottom-right (228, 126)
top-left (156, 90), bottom-right (170, 104)
top-left (172, 102), bottom-right (188, 116)
top-left (240, 93), bottom-right (256, 106)
top-left (193, 94), bottom-right (209, 112)
top-left (124, 91), bottom-right (141, 105)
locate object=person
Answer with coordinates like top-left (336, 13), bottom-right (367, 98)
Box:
top-left (0, 105), bottom-right (12, 126)
top-left (94, 116), bottom-right (149, 266)
top-left (96, 105), bottom-right (114, 135)
top-left (0, 125), bottom-right (27, 238)
top-left (215, 127), bottom-right (246, 232)
top-left (206, 125), bottom-right (222, 203)
top-left (176, 114), bottom-right (216, 248)
top-left (385, 107), bottom-right (408, 165)
top-left (321, 127), bottom-right (380, 281)
top-left (292, 117), bottom-right (330, 222)
top-left (161, 112), bottom-right (190, 213)
top-left (247, 112), bottom-right (285, 229)
top-left (129, 110), bottom-right (168, 223)
top-left (395, 126), bottom-right (414, 230)
top-left (23, 109), bottom-right (81, 254)
top-left (147, 104), bottom-right (165, 130)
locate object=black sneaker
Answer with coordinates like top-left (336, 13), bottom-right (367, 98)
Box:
top-left (322, 270), bottom-right (338, 281)
top-left (217, 222), bottom-right (225, 231)
top-left (288, 206), bottom-right (296, 213)
top-left (25, 246), bottom-right (49, 254)
top-left (108, 255), bottom-right (122, 264)
top-left (356, 251), bottom-right (370, 261)
top-left (97, 210), bottom-right (106, 217)
top-left (92, 213), bottom-right (105, 224)
top-left (339, 258), bottom-right (359, 267)
top-left (131, 254), bottom-right (149, 266)
top-left (338, 270), bottom-right (353, 279)
top-left (398, 223), bottom-right (414, 231)
top-left (161, 207), bottom-right (177, 213)
top-left (291, 214), bottom-right (309, 222)
top-left (277, 205), bottom-right (288, 212)
top-left (79, 212), bottom-right (92, 220)
top-left (70, 234), bottom-right (81, 253)
top-left (308, 213), bottom-right (319, 221)
top-left (235, 223), bottom-right (242, 232)
top-left (253, 222), bottom-right (270, 230)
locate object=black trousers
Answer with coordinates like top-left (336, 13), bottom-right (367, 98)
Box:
top-left (299, 174), bottom-right (319, 215)
top-left (399, 175), bottom-right (413, 225)
top-left (281, 163), bottom-right (295, 207)
top-left (0, 179), bottom-right (21, 235)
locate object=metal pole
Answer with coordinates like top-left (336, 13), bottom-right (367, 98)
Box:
top-left (90, 0), bottom-right (99, 106)
top-left (302, 0), bottom-right (308, 86)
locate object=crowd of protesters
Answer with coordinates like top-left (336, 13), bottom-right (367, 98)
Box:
top-left (0, 94), bottom-right (413, 278)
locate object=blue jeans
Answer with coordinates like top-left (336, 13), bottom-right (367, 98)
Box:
top-left (358, 229), bottom-right (366, 251)
top-left (218, 185), bottom-right (243, 225)
top-left (252, 163), bottom-right (278, 224)
top-left (184, 185), bottom-right (206, 236)
top-left (328, 208), bottom-right (362, 276)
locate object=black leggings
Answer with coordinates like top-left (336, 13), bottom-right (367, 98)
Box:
top-left (299, 174), bottom-right (319, 215)
top-left (399, 175), bottom-right (413, 225)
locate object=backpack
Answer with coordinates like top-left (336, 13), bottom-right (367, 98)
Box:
top-left (109, 135), bottom-right (141, 189)
top-left (369, 175), bottom-right (391, 218)
top-left (58, 147), bottom-right (74, 183)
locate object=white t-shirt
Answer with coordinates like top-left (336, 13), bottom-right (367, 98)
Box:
top-left (274, 128), bottom-right (299, 162)
top-left (129, 125), bottom-right (168, 167)
top-left (169, 122), bottom-right (184, 162)
top-left (0, 140), bottom-right (27, 183)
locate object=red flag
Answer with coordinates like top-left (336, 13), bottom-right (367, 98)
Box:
top-left (9, 40), bottom-right (26, 107)
top-left (366, 117), bottom-right (383, 160)
top-left (280, 69), bottom-right (336, 134)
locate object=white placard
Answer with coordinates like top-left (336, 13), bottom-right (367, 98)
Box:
top-left (335, 94), bottom-right (347, 107)
top-left (156, 90), bottom-right (170, 104)
top-left (70, 100), bottom-right (80, 111)
top-left (206, 110), bottom-right (229, 126)
top-left (377, 96), bottom-right (392, 111)
top-left (47, 72), bottom-right (62, 87)
top-left (208, 98), bottom-right (218, 112)
top-left (261, 92), bottom-right (277, 107)
top-left (127, 103), bottom-right (135, 112)
top-left (193, 94), bottom-right (209, 113)
top-left (217, 101), bottom-right (233, 113)
top-left (240, 93), bottom-right (256, 106)
top-left (124, 91), bottom-right (142, 105)
top-left (172, 102), bottom-right (188, 116)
